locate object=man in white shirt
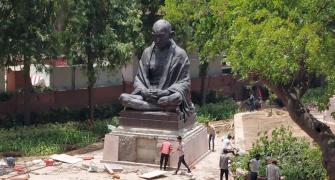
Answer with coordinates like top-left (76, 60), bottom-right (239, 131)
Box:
top-left (249, 153), bottom-right (260, 180)
top-left (266, 159), bottom-right (281, 180)
top-left (222, 134), bottom-right (236, 155)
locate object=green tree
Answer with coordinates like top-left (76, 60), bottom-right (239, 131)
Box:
top-left (162, 0), bottom-right (220, 104)
top-left (0, 0), bottom-right (56, 124)
top-left (140, 0), bottom-right (165, 47)
top-left (208, 0), bottom-right (335, 178)
top-left (59, 0), bottom-right (144, 127)
top-left (163, 0), bottom-right (335, 178)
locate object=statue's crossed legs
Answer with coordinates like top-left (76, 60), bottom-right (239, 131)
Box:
top-left (119, 92), bottom-right (182, 111)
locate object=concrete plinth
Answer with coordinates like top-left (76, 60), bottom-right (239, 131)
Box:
top-left (119, 110), bottom-right (196, 131)
top-left (102, 123), bottom-right (207, 168)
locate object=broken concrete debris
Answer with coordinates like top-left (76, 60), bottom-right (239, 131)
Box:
top-left (87, 162), bottom-right (98, 172)
top-left (139, 170), bottom-right (167, 179)
top-left (50, 154), bottom-right (82, 164)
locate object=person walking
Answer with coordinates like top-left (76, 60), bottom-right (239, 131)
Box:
top-left (219, 149), bottom-right (230, 180)
top-left (205, 121), bottom-right (216, 151)
top-left (266, 159), bottom-right (281, 180)
top-left (249, 153), bottom-right (260, 180)
top-left (174, 136), bottom-right (191, 175)
top-left (160, 139), bottom-right (172, 171)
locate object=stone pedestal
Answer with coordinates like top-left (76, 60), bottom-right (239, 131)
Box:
top-left (119, 110), bottom-right (196, 130)
top-left (102, 110), bottom-right (208, 168)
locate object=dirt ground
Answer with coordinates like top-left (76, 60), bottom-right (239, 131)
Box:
top-left (2, 108), bottom-right (330, 180)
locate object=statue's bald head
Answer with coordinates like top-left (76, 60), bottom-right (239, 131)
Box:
top-left (152, 19), bottom-right (172, 34)
top-left (152, 19), bottom-right (173, 49)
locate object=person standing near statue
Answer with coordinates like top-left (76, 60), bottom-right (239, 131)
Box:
top-left (174, 136), bottom-right (192, 175)
top-left (205, 121), bottom-right (216, 151)
top-left (119, 19), bottom-right (194, 116)
top-left (159, 139), bottom-right (172, 171)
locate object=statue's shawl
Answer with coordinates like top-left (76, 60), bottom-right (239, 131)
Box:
top-left (133, 39), bottom-right (194, 115)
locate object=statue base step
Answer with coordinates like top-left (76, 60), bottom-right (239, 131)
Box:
top-left (118, 110), bottom-right (196, 131)
top-left (102, 124), bottom-right (208, 168)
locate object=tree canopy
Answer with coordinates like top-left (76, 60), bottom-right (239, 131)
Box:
top-left (162, 0), bottom-right (219, 61)
top-left (211, 0), bottom-right (335, 105)
top-left (59, 0), bottom-right (144, 69)
top-left (139, 0), bottom-right (164, 47)
top-left (57, 0), bottom-right (144, 125)
top-left (0, 0), bottom-right (57, 124)
top-left (163, 0), bottom-right (335, 104)
top-left (0, 0), bottom-right (56, 65)
top-left (162, 0), bottom-right (335, 178)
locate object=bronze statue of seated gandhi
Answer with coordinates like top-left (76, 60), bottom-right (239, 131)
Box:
top-left (120, 19), bottom-right (194, 115)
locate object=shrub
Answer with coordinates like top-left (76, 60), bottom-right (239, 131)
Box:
top-left (196, 114), bottom-right (211, 124)
top-left (205, 90), bottom-right (228, 104)
top-left (32, 86), bottom-right (53, 93)
top-left (0, 92), bottom-right (15, 102)
top-left (0, 118), bottom-right (118, 156)
top-left (191, 90), bottom-right (228, 105)
top-left (197, 98), bottom-right (238, 121)
top-left (302, 87), bottom-right (325, 106)
top-left (0, 102), bottom-right (122, 129)
top-left (232, 127), bottom-right (326, 180)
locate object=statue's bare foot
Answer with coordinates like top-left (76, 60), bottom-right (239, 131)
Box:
top-left (158, 96), bottom-right (169, 106)
top-left (158, 92), bottom-right (182, 106)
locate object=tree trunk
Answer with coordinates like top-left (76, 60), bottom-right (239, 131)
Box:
top-left (87, 83), bottom-right (93, 128)
top-left (200, 62), bottom-right (209, 105)
top-left (87, 59), bottom-right (95, 128)
top-left (269, 100), bottom-right (272, 116)
top-left (71, 66), bottom-right (75, 90)
top-left (270, 85), bottom-right (335, 180)
top-left (23, 57), bottom-right (32, 125)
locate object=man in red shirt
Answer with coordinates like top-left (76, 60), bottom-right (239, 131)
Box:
top-left (160, 138), bottom-right (172, 170)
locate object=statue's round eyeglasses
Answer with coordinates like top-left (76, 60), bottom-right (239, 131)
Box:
top-left (152, 32), bottom-right (168, 38)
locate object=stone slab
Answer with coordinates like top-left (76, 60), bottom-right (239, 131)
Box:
top-left (102, 124), bottom-right (208, 168)
top-left (139, 170), bottom-right (167, 179)
top-left (102, 135), bottom-right (119, 162)
top-left (49, 154), bottom-right (82, 164)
